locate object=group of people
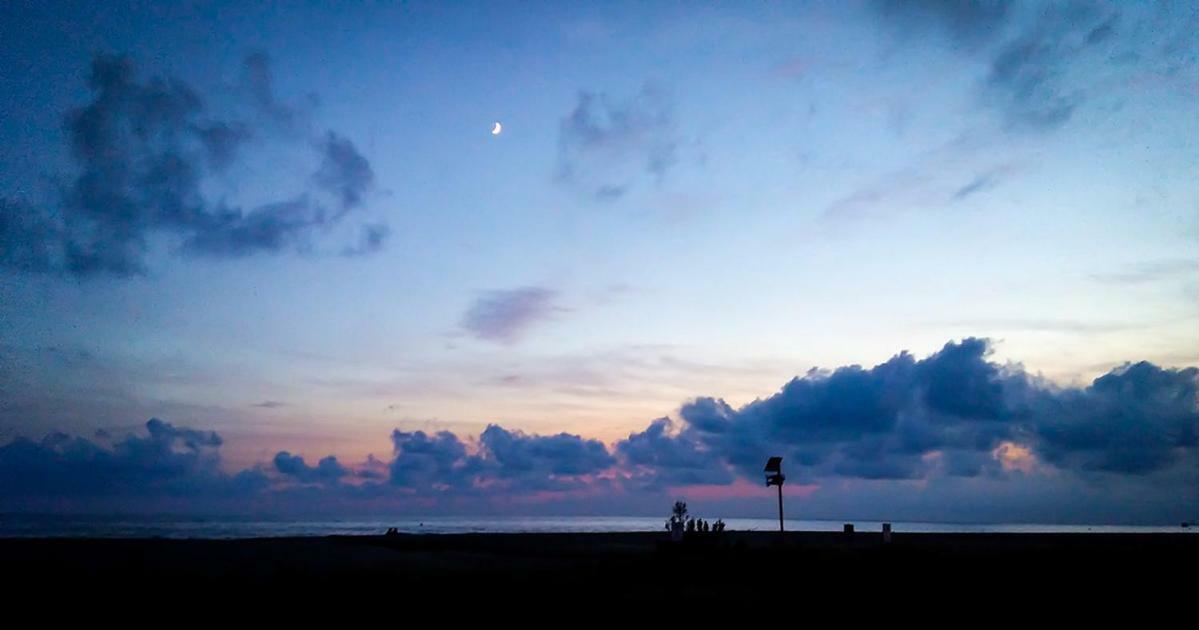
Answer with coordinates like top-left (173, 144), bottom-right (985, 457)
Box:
top-left (665, 516), bottom-right (726, 536)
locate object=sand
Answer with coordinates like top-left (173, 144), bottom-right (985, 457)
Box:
top-left (3, 531), bottom-right (1195, 608)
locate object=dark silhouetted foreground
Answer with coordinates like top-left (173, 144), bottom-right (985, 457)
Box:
top-left (3, 531), bottom-right (1196, 610)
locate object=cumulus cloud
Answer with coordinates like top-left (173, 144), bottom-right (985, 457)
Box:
top-left (389, 429), bottom-right (469, 490)
top-left (1, 340), bottom-right (1196, 520)
top-left (630, 339), bottom-right (1199, 485)
top-left (388, 425), bottom-right (614, 494)
top-left (618, 417), bottom-right (734, 487)
top-left (470, 425), bottom-right (614, 490)
top-left (273, 451), bottom-right (350, 484)
top-left (461, 287), bottom-right (560, 344)
top-left (0, 418), bottom-right (264, 501)
top-left (1031, 362), bottom-right (1199, 474)
top-left (0, 52), bottom-right (382, 277)
top-left (556, 85), bottom-right (678, 200)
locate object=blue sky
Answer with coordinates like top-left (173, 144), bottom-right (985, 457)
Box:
top-left (1, 1), bottom-right (1197, 522)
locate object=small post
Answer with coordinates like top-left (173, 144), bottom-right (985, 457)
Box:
top-left (764, 456), bottom-right (785, 536)
top-left (776, 482), bottom-right (784, 533)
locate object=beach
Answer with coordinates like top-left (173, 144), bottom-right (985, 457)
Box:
top-left (4, 530), bottom-right (1195, 606)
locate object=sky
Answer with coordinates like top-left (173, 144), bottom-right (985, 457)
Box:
top-left (1, 1), bottom-right (1197, 523)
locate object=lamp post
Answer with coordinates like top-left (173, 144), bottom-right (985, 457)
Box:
top-left (764, 456), bottom-right (785, 534)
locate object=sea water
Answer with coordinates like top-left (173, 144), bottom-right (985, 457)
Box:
top-left (0, 514), bottom-right (1192, 539)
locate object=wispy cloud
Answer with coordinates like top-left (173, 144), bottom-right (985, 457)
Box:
top-left (556, 85), bottom-right (679, 201)
top-left (461, 287), bottom-right (562, 344)
top-left (1091, 259), bottom-right (1199, 285)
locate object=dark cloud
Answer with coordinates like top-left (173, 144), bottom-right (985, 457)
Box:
top-left (273, 451), bottom-right (349, 484)
top-left (1031, 362), bottom-right (1199, 474)
top-left (388, 429), bottom-right (469, 489)
top-left (2, 341), bottom-right (1195, 519)
top-left (314, 131), bottom-right (375, 214)
top-left (0, 53), bottom-right (384, 277)
top-left (984, 33), bottom-right (1080, 130)
top-left (631, 338), bottom-right (1198, 484)
top-left (241, 51), bottom-right (305, 132)
top-left (471, 425), bottom-right (614, 489)
top-left (618, 417), bottom-right (734, 487)
top-left (874, 0), bottom-right (1012, 46)
top-left (387, 425), bottom-right (614, 494)
top-left (874, 2), bottom-right (1121, 132)
top-left (556, 86), bottom-right (678, 200)
top-left (0, 418), bottom-right (264, 501)
top-left (980, 6), bottom-right (1121, 131)
top-left (461, 287), bottom-right (560, 344)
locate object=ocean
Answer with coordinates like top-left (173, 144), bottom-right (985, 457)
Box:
top-left (0, 514), bottom-right (1192, 539)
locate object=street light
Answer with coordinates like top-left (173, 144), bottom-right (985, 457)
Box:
top-left (764, 456), bottom-right (785, 533)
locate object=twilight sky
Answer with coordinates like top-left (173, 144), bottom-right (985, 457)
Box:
top-left (1, 1), bottom-right (1197, 523)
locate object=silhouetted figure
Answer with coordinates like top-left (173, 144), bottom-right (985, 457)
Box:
top-left (714, 519), bottom-right (725, 533)
top-left (686, 518), bottom-right (696, 533)
top-left (667, 500), bottom-right (689, 542)
top-left (702, 520), bottom-right (709, 533)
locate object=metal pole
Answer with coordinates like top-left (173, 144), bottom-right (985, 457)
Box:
top-left (777, 482), bottom-right (784, 533)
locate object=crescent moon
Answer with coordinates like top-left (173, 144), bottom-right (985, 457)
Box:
top-left (491, 121), bottom-right (502, 135)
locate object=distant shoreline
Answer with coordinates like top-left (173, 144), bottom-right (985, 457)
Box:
top-left (0, 514), bottom-right (1192, 539)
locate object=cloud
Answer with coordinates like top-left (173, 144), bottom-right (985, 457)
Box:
top-left (340, 223), bottom-right (390, 258)
top-left (1031, 361), bottom-right (1199, 474)
top-left (873, 0), bottom-right (1012, 46)
top-left (388, 429), bottom-right (469, 489)
top-left (273, 451), bottom-right (349, 484)
top-left (314, 131), bottom-right (375, 214)
top-left (1090, 259), bottom-right (1199, 285)
top-left (979, 5), bottom-right (1122, 131)
top-left (387, 425), bottom-right (614, 494)
top-left (626, 339), bottom-right (1199, 486)
top-left (873, 2), bottom-right (1121, 132)
top-left (618, 417), bottom-right (734, 487)
top-left (241, 50), bottom-right (306, 132)
top-left (0, 418), bottom-right (264, 502)
top-left (2, 340), bottom-right (1196, 521)
top-left (0, 53), bottom-right (383, 277)
top-left (471, 424), bottom-right (614, 490)
top-left (556, 85), bottom-right (678, 200)
top-left (984, 32), bottom-right (1080, 130)
top-left (461, 287), bottom-right (560, 343)
top-left (953, 168), bottom-right (1005, 200)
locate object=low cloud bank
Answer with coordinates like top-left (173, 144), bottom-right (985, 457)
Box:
top-left (2, 339), bottom-right (1196, 521)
